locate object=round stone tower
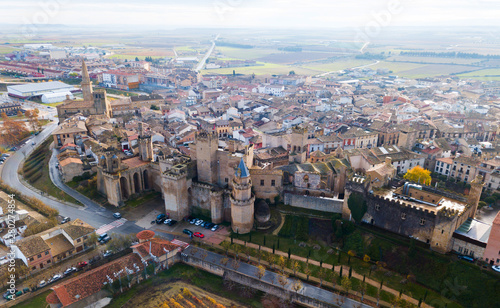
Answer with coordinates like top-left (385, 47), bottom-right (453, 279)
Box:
top-left (230, 158), bottom-right (255, 234)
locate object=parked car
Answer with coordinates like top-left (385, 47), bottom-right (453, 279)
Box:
top-left (193, 232), bottom-right (204, 238)
top-left (64, 267), bottom-right (77, 276)
top-left (183, 229), bottom-right (193, 237)
top-left (458, 255), bottom-right (475, 263)
top-left (38, 280), bottom-right (46, 287)
top-left (1, 153), bottom-right (10, 157)
top-left (103, 250), bottom-right (113, 257)
top-left (195, 219), bottom-right (203, 226)
top-left (98, 233), bottom-right (108, 242)
top-left (10, 147), bottom-right (17, 151)
top-left (113, 212), bottom-right (122, 219)
top-left (189, 219), bottom-right (196, 224)
top-left (163, 219), bottom-right (172, 225)
top-left (156, 213), bottom-right (167, 224)
top-left (0, 157), bottom-right (6, 162)
top-left (211, 225), bottom-right (219, 232)
top-left (77, 261), bottom-right (88, 268)
top-left (100, 235), bottom-right (111, 244)
top-left (51, 274), bottom-right (62, 282)
top-left (167, 219), bottom-right (177, 226)
top-left (205, 223), bottom-right (214, 229)
top-left (3, 290), bottom-right (15, 299)
top-left (492, 265), bottom-right (500, 273)
top-left (61, 216), bottom-right (71, 224)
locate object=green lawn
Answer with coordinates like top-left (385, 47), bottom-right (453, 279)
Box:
top-left (12, 290), bottom-right (52, 308)
top-left (231, 213), bottom-right (500, 308)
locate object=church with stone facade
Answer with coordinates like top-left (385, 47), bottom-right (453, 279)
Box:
top-left (56, 59), bottom-right (112, 120)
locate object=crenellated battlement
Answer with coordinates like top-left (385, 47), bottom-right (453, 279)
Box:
top-left (230, 194), bottom-right (255, 206)
top-left (196, 130), bottom-right (218, 142)
top-left (369, 194), bottom-right (438, 218)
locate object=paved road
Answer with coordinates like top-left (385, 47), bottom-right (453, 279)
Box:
top-left (0, 108), bottom-right (142, 235)
top-left (185, 246), bottom-right (370, 308)
top-left (195, 34), bottom-right (219, 72)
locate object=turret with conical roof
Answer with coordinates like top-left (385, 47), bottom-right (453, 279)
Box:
top-left (230, 158), bottom-right (255, 234)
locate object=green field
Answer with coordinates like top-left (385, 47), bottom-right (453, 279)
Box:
top-left (389, 56), bottom-right (482, 65)
top-left (0, 45), bottom-right (16, 54)
top-left (367, 61), bottom-right (479, 78)
top-left (202, 61), bottom-right (321, 76)
top-left (215, 46), bottom-right (279, 60)
top-left (456, 68), bottom-right (500, 80)
top-left (302, 59), bottom-right (375, 73)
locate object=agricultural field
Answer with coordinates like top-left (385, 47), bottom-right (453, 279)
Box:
top-left (456, 68), bottom-right (500, 81)
top-left (389, 56), bottom-right (482, 65)
top-left (202, 62), bottom-right (321, 76)
top-left (215, 46), bottom-right (280, 60)
top-left (0, 45), bottom-right (17, 54)
top-left (367, 61), bottom-right (480, 78)
top-left (302, 59), bottom-right (375, 73)
top-left (257, 52), bottom-right (338, 64)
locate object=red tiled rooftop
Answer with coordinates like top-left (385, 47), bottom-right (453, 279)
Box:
top-left (131, 238), bottom-right (180, 258)
top-left (52, 254), bottom-right (144, 307)
top-left (136, 230), bottom-right (155, 240)
top-left (46, 291), bottom-right (61, 304)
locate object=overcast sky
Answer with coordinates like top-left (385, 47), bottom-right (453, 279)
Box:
top-left (1, 0), bottom-right (499, 29)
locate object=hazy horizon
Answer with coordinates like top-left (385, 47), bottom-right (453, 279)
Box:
top-left (1, 0), bottom-right (500, 29)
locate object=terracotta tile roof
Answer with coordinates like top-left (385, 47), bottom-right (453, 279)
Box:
top-left (44, 234), bottom-right (73, 257)
top-left (59, 157), bottom-right (83, 167)
top-left (136, 230), bottom-right (155, 241)
top-left (131, 238), bottom-right (180, 259)
top-left (52, 253), bottom-right (144, 307)
top-left (46, 291), bottom-right (61, 304)
top-left (62, 219), bottom-right (95, 240)
top-left (15, 236), bottom-right (50, 258)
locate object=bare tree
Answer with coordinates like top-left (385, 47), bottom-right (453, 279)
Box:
top-left (278, 272), bottom-right (289, 289)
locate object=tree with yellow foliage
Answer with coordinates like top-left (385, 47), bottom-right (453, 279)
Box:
top-left (404, 165), bottom-right (431, 185)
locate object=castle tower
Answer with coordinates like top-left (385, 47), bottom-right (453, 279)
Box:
top-left (138, 122), bottom-right (153, 162)
top-left (468, 174), bottom-right (484, 218)
top-left (81, 59), bottom-right (93, 102)
top-left (230, 158), bottom-right (255, 234)
top-left (161, 166), bottom-right (191, 221)
top-left (195, 130), bottom-right (218, 185)
top-left (290, 126), bottom-right (308, 164)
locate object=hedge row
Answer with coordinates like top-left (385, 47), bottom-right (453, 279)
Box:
top-left (0, 180), bottom-right (59, 217)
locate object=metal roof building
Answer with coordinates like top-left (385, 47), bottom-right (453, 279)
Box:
top-left (7, 81), bottom-right (77, 99)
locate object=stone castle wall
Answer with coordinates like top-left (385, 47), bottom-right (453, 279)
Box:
top-left (283, 192), bottom-right (344, 213)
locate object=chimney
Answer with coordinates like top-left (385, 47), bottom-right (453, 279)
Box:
top-left (385, 157), bottom-right (392, 166)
